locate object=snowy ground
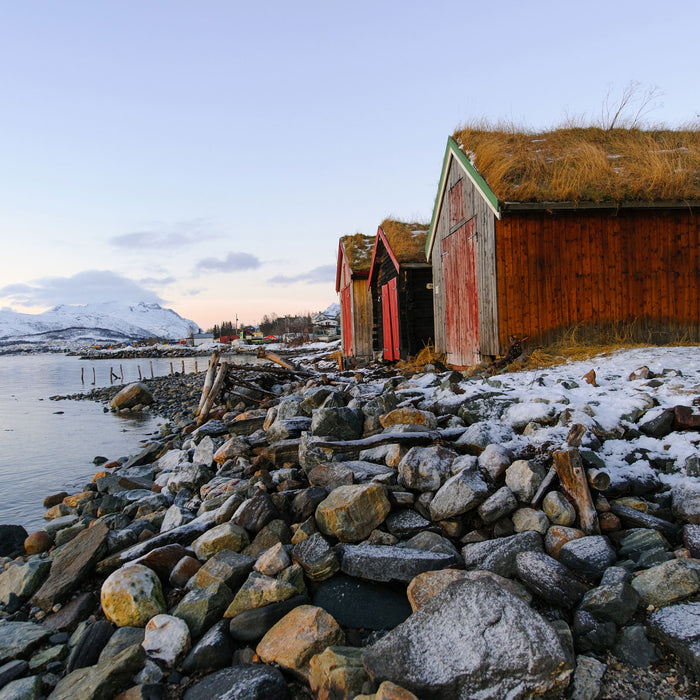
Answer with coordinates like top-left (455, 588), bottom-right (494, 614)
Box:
top-left (401, 346), bottom-right (700, 489)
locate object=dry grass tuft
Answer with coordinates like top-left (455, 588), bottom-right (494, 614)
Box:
top-left (505, 321), bottom-right (699, 371)
top-left (380, 219), bottom-right (430, 263)
top-left (395, 344), bottom-right (445, 373)
top-left (452, 123), bottom-right (700, 203)
top-left (340, 233), bottom-right (375, 272)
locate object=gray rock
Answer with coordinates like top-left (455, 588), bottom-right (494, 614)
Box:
top-left (613, 625), bottom-right (661, 668)
top-left (160, 505), bottom-right (195, 533)
top-left (0, 559), bottom-right (51, 605)
top-left (428, 467), bottom-right (489, 521)
top-left (182, 620), bottom-right (233, 673)
top-left (684, 524), bottom-right (700, 558)
top-left (0, 526), bottom-right (27, 558)
top-left (32, 520), bottom-right (109, 612)
top-left (558, 536), bottom-right (617, 581)
top-left (462, 531), bottom-right (543, 578)
top-left (0, 622), bottom-right (50, 665)
top-left (385, 509), bottom-right (433, 538)
top-left (578, 582), bottom-right (639, 625)
top-left (233, 491), bottom-right (279, 534)
top-left (0, 676), bottom-right (42, 700)
top-left (266, 417), bottom-right (312, 443)
top-left (476, 443), bottom-right (514, 481)
top-left (398, 446), bottom-right (457, 491)
top-left (65, 620), bottom-right (114, 672)
top-left (0, 660), bottom-right (29, 689)
top-left (648, 602), bottom-right (700, 678)
top-left (617, 528), bottom-right (670, 568)
top-left (572, 610), bottom-right (616, 653)
top-left (292, 532), bottom-right (339, 581)
top-left (167, 464), bottom-right (213, 494)
top-left (512, 508), bottom-right (550, 535)
top-left (172, 583), bottom-right (233, 638)
top-left (505, 460), bottom-right (544, 503)
top-left (639, 408), bottom-right (675, 438)
top-left (310, 407), bottom-right (363, 440)
top-left (600, 566), bottom-right (632, 586)
top-left (569, 655), bottom-right (607, 700)
top-left (337, 544), bottom-right (460, 583)
top-left (672, 480), bottom-right (700, 524)
top-left (542, 491), bottom-right (577, 526)
top-left (631, 558), bottom-right (700, 608)
top-left (47, 643), bottom-right (145, 700)
top-left (188, 550), bottom-right (255, 591)
top-left (192, 435), bottom-right (216, 465)
top-left (477, 487), bottom-right (518, 524)
top-left (458, 422), bottom-right (516, 451)
top-left (97, 627), bottom-right (145, 664)
top-left (515, 551), bottom-right (587, 608)
top-left (362, 577), bottom-right (572, 699)
top-left (312, 575), bottom-right (412, 630)
top-left (405, 531), bottom-right (461, 559)
top-left (183, 664), bottom-right (289, 700)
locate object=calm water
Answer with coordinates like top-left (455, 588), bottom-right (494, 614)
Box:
top-left (0, 353), bottom-right (203, 532)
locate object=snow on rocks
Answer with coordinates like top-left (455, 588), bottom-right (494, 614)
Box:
top-left (1, 345), bottom-right (699, 698)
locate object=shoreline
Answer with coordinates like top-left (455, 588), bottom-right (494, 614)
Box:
top-left (0, 347), bottom-right (699, 698)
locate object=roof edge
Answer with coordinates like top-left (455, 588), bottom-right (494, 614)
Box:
top-left (426, 137), bottom-right (501, 259)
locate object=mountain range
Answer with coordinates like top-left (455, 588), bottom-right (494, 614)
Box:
top-left (0, 302), bottom-right (201, 344)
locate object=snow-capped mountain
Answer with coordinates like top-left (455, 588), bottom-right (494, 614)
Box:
top-left (0, 302), bottom-right (200, 343)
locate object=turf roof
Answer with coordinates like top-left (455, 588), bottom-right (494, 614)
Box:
top-left (379, 218), bottom-right (429, 264)
top-left (340, 233), bottom-right (375, 272)
top-left (452, 125), bottom-right (700, 203)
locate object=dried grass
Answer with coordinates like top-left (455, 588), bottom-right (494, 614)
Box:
top-left (380, 219), bottom-right (430, 263)
top-left (394, 344), bottom-right (446, 374)
top-left (340, 233), bottom-right (374, 272)
top-left (452, 123), bottom-right (700, 203)
top-left (506, 321), bottom-right (699, 371)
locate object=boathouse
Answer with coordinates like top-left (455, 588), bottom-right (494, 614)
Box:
top-left (368, 219), bottom-right (433, 361)
top-left (426, 126), bottom-right (700, 367)
top-left (336, 233), bottom-right (375, 358)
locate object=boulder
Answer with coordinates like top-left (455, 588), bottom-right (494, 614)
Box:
top-left (398, 446), bottom-right (457, 492)
top-left (223, 572), bottom-right (298, 619)
top-left (0, 559), bottom-right (51, 605)
top-left (310, 407), bottom-right (363, 440)
top-left (182, 665), bottom-right (289, 700)
top-left (542, 491), bottom-right (577, 526)
top-left (362, 577), bottom-right (572, 699)
top-left (309, 646), bottom-right (369, 700)
top-left (428, 467), bottom-right (488, 521)
top-left (100, 564), bottom-right (167, 627)
top-left (558, 536), bottom-right (616, 581)
top-left (0, 622), bottom-right (50, 665)
top-left (316, 484), bottom-right (391, 543)
top-left (578, 582), bottom-right (639, 625)
top-left (172, 582), bottom-right (233, 638)
top-left (292, 532), bottom-right (340, 581)
top-left (647, 602), bottom-right (700, 678)
top-left (672, 480), bottom-right (700, 524)
top-left (515, 551), bottom-right (587, 608)
top-left (505, 460), bottom-right (545, 503)
top-left (462, 531), bottom-right (543, 578)
top-left (109, 383), bottom-right (153, 410)
top-left (630, 559), bottom-right (700, 608)
top-left (142, 614), bottom-right (190, 665)
top-left (0, 525), bottom-right (27, 557)
top-left (190, 522), bottom-right (249, 561)
top-left (257, 605), bottom-right (345, 681)
top-left (181, 620), bottom-right (234, 674)
top-left (477, 487), bottom-right (518, 524)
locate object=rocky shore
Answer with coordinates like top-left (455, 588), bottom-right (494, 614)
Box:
top-left (1, 347), bottom-right (700, 699)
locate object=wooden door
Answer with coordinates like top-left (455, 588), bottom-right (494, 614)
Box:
top-left (381, 277), bottom-right (399, 360)
top-left (340, 286), bottom-right (352, 355)
top-left (444, 218), bottom-right (479, 366)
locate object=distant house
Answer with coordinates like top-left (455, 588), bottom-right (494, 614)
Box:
top-left (312, 311), bottom-right (339, 336)
top-left (368, 219), bottom-right (433, 361)
top-left (336, 233), bottom-right (375, 358)
top-left (427, 127), bottom-right (700, 367)
top-left (190, 332), bottom-right (214, 347)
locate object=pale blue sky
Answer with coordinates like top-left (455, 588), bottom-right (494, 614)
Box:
top-left (1, 1), bottom-right (697, 328)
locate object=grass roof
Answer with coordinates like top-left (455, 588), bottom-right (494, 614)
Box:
top-left (452, 124), bottom-right (700, 203)
top-left (340, 233), bottom-right (375, 272)
top-left (380, 218), bottom-right (429, 263)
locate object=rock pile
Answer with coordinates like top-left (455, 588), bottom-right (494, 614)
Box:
top-left (1, 353), bottom-right (700, 699)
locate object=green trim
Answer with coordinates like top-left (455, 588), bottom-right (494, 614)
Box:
top-left (425, 137), bottom-right (501, 259)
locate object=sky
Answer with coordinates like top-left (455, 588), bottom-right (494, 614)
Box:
top-left (0, 1), bottom-right (698, 330)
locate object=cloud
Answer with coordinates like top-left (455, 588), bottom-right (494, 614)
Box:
top-left (139, 276), bottom-right (176, 287)
top-left (110, 218), bottom-right (218, 250)
top-left (195, 252), bottom-right (261, 273)
top-left (267, 264), bottom-right (336, 286)
top-left (0, 270), bottom-right (165, 306)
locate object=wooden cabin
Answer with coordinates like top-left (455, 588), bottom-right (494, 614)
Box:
top-left (336, 234), bottom-right (375, 358)
top-left (368, 219), bottom-right (434, 360)
top-left (427, 127), bottom-right (700, 367)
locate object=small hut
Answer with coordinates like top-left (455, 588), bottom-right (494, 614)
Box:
top-left (336, 233), bottom-right (375, 358)
top-left (427, 126), bottom-right (700, 367)
top-left (368, 219), bottom-right (433, 360)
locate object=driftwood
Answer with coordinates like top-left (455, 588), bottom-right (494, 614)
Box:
top-left (196, 350), bottom-right (220, 416)
top-left (197, 361), bottom-right (230, 425)
top-left (313, 427), bottom-right (467, 453)
top-left (610, 503), bottom-right (680, 537)
top-left (586, 469), bottom-right (611, 491)
top-left (226, 375), bottom-right (277, 397)
top-left (553, 445), bottom-right (600, 535)
top-left (257, 348), bottom-right (296, 371)
top-left (489, 335), bottom-right (527, 374)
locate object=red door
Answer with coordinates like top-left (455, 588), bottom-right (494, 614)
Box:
top-left (444, 219), bottom-right (479, 366)
top-left (381, 278), bottom-right (399, 360)
top-left (340, 286), bottom-right (352, 355)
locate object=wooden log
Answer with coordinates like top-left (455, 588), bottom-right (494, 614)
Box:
top-left (609, 503), bottom-right (680, 537)
top-left (256, 348), bottom-right (296, 371)
top-left (531, 466), bottom-right (557, 507)
top-left (553, 447), bottom-right (600, 535)
top-left (138, 365), bottom-right (142, 380)
top-left (196, 350), bottom-right (221, 416)
top-left (150, 361), bottom-right (154, 379)
top-left (197, 361), bottom-right (229, 425)
top-left (81, 367), bottom-right (84, 383)
top-left (586, 469), bottom-right (611, 491)
top-left (313, 427), bottom-right (467, 453)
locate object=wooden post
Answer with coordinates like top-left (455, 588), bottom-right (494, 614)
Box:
top-left (110, 367), bottom-right (114, 384)
top-left (195, 360), bottom-right (198, 373)
top-left (170, 362), bottom-right (174, 376)
top-left (196, 350), bottom-right (220, 416)
top-left (92, 367), bottom-right (96, 385)
top-left (81, 367), bottom-right (84, 384)
top-left (138, 365), bottom-right (142, 380)
top-left (197, 361), bottom-right (229, 425)
top-left (256, 348), bottom-right (295, 371)
top-left (150, 361), bottom-right (154, 379)
top-left (181, 360), bottom-right (185, 374)
top-left (119, 364), bottom-right (123, 382)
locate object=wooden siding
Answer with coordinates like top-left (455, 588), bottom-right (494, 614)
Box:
top-left (494, 208), bottom-right (700, 346)
top-left (350, 277), bottom-right (373, 357)
top-left (432, 156), bottom-right (499, 360)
